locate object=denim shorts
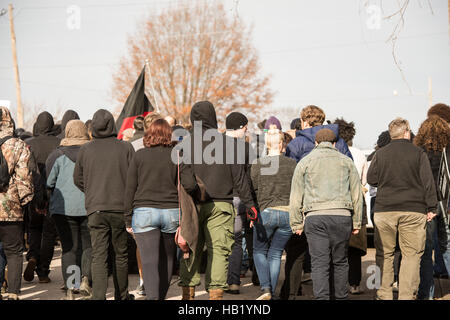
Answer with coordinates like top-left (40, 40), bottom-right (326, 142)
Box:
top-left (132, 207), bottom-right (180, 234)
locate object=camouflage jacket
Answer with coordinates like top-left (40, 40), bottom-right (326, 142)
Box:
top-left (0, 106), bottom-right (34, 222)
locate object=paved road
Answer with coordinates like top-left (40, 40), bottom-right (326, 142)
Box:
top-left (4, 247), bottom-right (449, 300)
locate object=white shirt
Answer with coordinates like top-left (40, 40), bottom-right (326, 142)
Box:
top-left (349, 146), bottom-right (368, 186)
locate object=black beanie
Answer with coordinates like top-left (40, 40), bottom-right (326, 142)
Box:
top-left (226, 112), bottom-right (248, 130)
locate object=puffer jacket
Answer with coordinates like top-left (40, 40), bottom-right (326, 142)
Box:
top-left (285, 124), bottom-right (353, 162)
top-left (0, 106), bottom-right (34, 221)
top-left (289, 142), bottom-right (363, 233)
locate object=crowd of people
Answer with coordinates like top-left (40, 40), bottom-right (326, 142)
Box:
top-left (0, 100), bottom-right (448, 300)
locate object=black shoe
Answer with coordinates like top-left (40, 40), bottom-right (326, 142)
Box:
top-left (38, 276), bottom-right (51, 283)
top-left (225, 284), bottom-right (240, 294)
top-left (252, 272), bottom-right (260, 286)
top-left (23, 258), bottom-right (37, 282)
top-left (126, 293), bottom-right (135, 300)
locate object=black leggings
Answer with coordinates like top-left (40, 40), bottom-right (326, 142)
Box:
top-left (134, 229), bottom-right (176, 300)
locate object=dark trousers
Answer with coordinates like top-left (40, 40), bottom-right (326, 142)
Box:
top-left (0, 222), bottom-right (23, 295)
top-left (53, 215), bottom-right (92, 288)
top-left (87, 211), bottom-right (129, 300)
top-left (0, 241), bottom-right (6, 285)
top-left (227, 212), bottom-right (245, 286)
top-left (280, 233), bottom-right (308, 299)
top-left (348, 247), bottom-right (362, 286)
top-left (304, 215), bottom-right (352, 300)
top-left (134, 229), bottom-right (176, 300)
top-left (27, 207), bottom-right (57, 277)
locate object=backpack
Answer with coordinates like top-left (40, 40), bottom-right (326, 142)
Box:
top-left (0, 136), bottom-right (13, 192)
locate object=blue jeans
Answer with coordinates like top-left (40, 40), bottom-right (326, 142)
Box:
top-left (132, 207), bottom-right (179, 234)
top-left (253, 208), bottom-right (292, 295)
top-left (0, 242), bottom-right (6, 285)
top-left (440, 216), bottom-right (450, 275)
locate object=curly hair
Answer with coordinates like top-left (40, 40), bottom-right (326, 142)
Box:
top-left (427, 103), bottom-right (450, 124)
top-left (333, 118), bottom-right (355, 144)
top-left (414, 115), bottom-right (450, 152)
top-left (300, 105), bottom-right (325, 127)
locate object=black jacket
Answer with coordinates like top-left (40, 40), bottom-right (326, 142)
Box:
top-left (367, 139), bottom-right (437, 214)
top-left (251, 155), bottom-right (297, 213)
top-left (25, 112), bottom-right (61, 209)
top-left (182, 101), bottom-right (255, 210)
top-left (123, 145), bottom-right (198, 228)
top-left (74, 109), bottom-right (135, 215)
top-left (423, 147), bottom-right (450, 202)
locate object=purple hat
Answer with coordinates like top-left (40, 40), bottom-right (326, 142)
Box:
top-left (264, 116), bottom-right (282, 131)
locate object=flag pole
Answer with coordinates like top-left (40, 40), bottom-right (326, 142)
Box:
top-left (145, 59), bottom-right (160, 113)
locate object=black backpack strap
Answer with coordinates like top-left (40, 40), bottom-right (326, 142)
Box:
top-left (0, 136), bottom-right (13, 146)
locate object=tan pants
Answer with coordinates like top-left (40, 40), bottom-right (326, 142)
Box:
top-left (374, 211), bottom-right (426, 300)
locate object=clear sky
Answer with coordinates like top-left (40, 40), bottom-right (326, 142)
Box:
top-left (0, 0), bottom-right (449, 149)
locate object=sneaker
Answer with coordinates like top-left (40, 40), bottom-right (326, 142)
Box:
top-left (392, 281), bottom-right (399, 292)
top-left (256, 289), bottom-right (272, 300)
top-left (350, 285), bottom-right (363, 295)
top-left (38, 276), bottom-right (51, 284)
top-left (136, 284), bottom-right (146, 296)
top-left (225, 284), bottom-right (240, 295)
top-left (23, 258), bottom-right (37, 282)
top-left (79, 276), bottom-right (92, 296)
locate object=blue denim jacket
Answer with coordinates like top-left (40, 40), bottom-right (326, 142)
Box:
top-left (289, 142), bottom-right (363, 233)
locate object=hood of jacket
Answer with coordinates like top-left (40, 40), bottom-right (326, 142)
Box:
top-left (59, 145), bottom-right (81, 163)
top-left (59, 110), bottom-right (80, 136)
top-left (34, 111), bottom-right (56, 136)
top-left (91, 109), bottom-right (117, 139)
top-left (0, 106), bottom-right (14, 139)
top-left (190, 101), bottom-right (218, 130)
top-left (296, 123), bottom-right (340, 143)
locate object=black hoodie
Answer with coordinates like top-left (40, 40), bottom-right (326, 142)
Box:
top-left (57, 110), bottom-right (80, 139)
top-left (73, 109), bottom-right (135, 215)
top-left (183, 101), bottom-right (254, 209)
top-left (26, 112), bottom-right (61, 208)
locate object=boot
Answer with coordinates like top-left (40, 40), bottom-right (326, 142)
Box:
top-left (209, 289), bottom-right (224, 300)
top-left (181, 286), bottom-right (195, 300)
top-left (79, 276), bottom-right (92, 296)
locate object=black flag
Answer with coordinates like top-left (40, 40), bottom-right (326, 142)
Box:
top-left (116, 66), bottom-right (154, 139)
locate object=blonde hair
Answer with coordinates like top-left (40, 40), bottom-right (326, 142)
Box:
top-left (144, 112), bottom-right (162, 130)
top-left (388, 117), bottom-right (410, 139)
top-left (265, 128), bottom-right (283, 153)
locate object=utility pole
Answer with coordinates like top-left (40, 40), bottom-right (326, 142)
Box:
top-left (8, 4), bottom-right (24, 128)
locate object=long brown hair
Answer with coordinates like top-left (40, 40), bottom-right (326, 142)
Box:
top-left (143, 118), bottom-right (175, 148)
top-left (414, 115), bottom-right (450, 152)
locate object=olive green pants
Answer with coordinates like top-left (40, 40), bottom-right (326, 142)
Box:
top-left (179, 201), bottom-right (235, 291)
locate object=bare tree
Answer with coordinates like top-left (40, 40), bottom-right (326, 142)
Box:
top-left (111, 0), bottom-right (274, 125)
top-left (362, 0), bottom-right (435, 93)
top-left (11, 100), bottom-right (64, 132)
